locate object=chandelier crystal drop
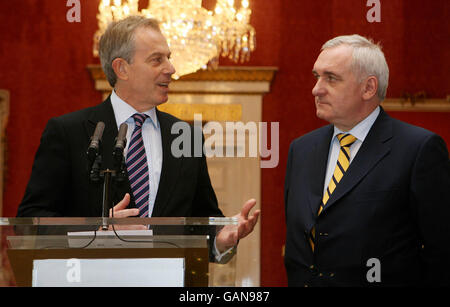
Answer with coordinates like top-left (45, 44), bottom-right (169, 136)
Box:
top-left (94, 0), bottom-right (256, 79)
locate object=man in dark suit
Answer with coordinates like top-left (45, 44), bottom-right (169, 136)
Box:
top-left (284, 34), bottom-right (450, 286)
top-left (17, 16), bottom-right (259, 255)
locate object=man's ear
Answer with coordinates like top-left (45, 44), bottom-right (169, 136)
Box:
top-left (362, 76), bottom-right (378, 100)
top-left (111, 58), bottom-right (129, 81)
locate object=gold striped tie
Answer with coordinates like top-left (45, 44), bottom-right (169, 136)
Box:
top-left (310, 133), bottom-right (357, 251)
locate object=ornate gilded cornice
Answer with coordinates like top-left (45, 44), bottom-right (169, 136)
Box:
top-left (382, 97), bottom-right (450, 112)
top-left (87, 65), bottom-right (277, 83)
top-left (177, 66), bottom-right (278, 82)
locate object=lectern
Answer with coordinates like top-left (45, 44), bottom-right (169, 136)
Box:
top-left (0, 217), bottom-right (238, 287)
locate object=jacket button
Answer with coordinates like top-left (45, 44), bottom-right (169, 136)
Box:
top-left (309, 265), bottom-right (318, 275)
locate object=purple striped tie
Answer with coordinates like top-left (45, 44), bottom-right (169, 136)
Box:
top-left (126, 113), bottom-right (150, 217)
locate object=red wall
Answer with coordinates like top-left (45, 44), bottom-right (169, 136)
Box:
top-left (0, 0), bottom-right (101, 217)
top-left (0, 0), bottom-right (449, 286)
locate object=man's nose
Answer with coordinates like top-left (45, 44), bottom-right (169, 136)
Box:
top-left (164, 59), bottom-right (176, 76)
top-left (312, 78), bottom-right (326, 97)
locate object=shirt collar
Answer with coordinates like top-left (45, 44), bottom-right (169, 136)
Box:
top-left (333, 106), bottom-right (380, 142)
top-left (110, 90), bottom-right (159, 128)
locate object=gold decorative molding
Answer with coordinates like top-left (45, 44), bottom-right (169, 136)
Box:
top-left (87, 65), bottom-right (278, 96)
top-left (86, 64), bottom-right (106, 81)
top-left (87, 65), bottom-right (277, 83)
top-left (158, 103), bottom-right (242, 122)
top-left (382, 97), bottom-right (450, 112)
top-left (177, 66), bottom-right (278, 82)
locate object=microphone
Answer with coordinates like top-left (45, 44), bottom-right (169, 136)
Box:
top-left (87, 121), bottom-right (105, 162)
top-left (113, 122), bottom-right (128, 165)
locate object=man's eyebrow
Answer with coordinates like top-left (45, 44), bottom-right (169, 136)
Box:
top-left (145, 51), bottom-right (171, 61)
top-left (324, 71), bottom-right (339, 76)
top-left (312, 70), bottom-right (341, 78)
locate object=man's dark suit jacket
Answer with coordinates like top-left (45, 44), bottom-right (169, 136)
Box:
top-left (17, 97), bottom-right (222, 218)
top-left (284, 108), bottom-right (450, 286)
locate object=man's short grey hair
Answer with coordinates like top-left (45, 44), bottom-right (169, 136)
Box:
top-left (322, 34), bottom-right (389, 101)
top-left (99, 15), bottom-right (161, 87)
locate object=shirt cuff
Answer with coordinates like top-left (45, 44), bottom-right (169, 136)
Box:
top-left (213, 237), bottom-right (237, 263)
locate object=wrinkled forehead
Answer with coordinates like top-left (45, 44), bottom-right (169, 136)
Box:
top-left (313, 45), bottom-right (354, 75)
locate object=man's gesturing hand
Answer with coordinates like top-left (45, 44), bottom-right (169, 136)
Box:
top-left (216, 198), bottom-right (260, 253)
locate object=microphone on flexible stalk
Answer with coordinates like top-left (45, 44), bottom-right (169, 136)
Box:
top-left (112, 123), bottom-right (128, 183)
top-left (87, 121), bottom-right (105, 165)
top-left (113, 122), bottom-right (128, 167)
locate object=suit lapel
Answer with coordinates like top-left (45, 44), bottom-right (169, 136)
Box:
top-left (152, 109), bottom-right (183, 216)
top-left (320, 108), bottom-right (393, 214)
top-left (308, 126), bottom-right (334, 220)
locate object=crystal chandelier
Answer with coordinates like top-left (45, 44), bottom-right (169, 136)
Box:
top-left (93, 0), bottom-right (256, 79)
